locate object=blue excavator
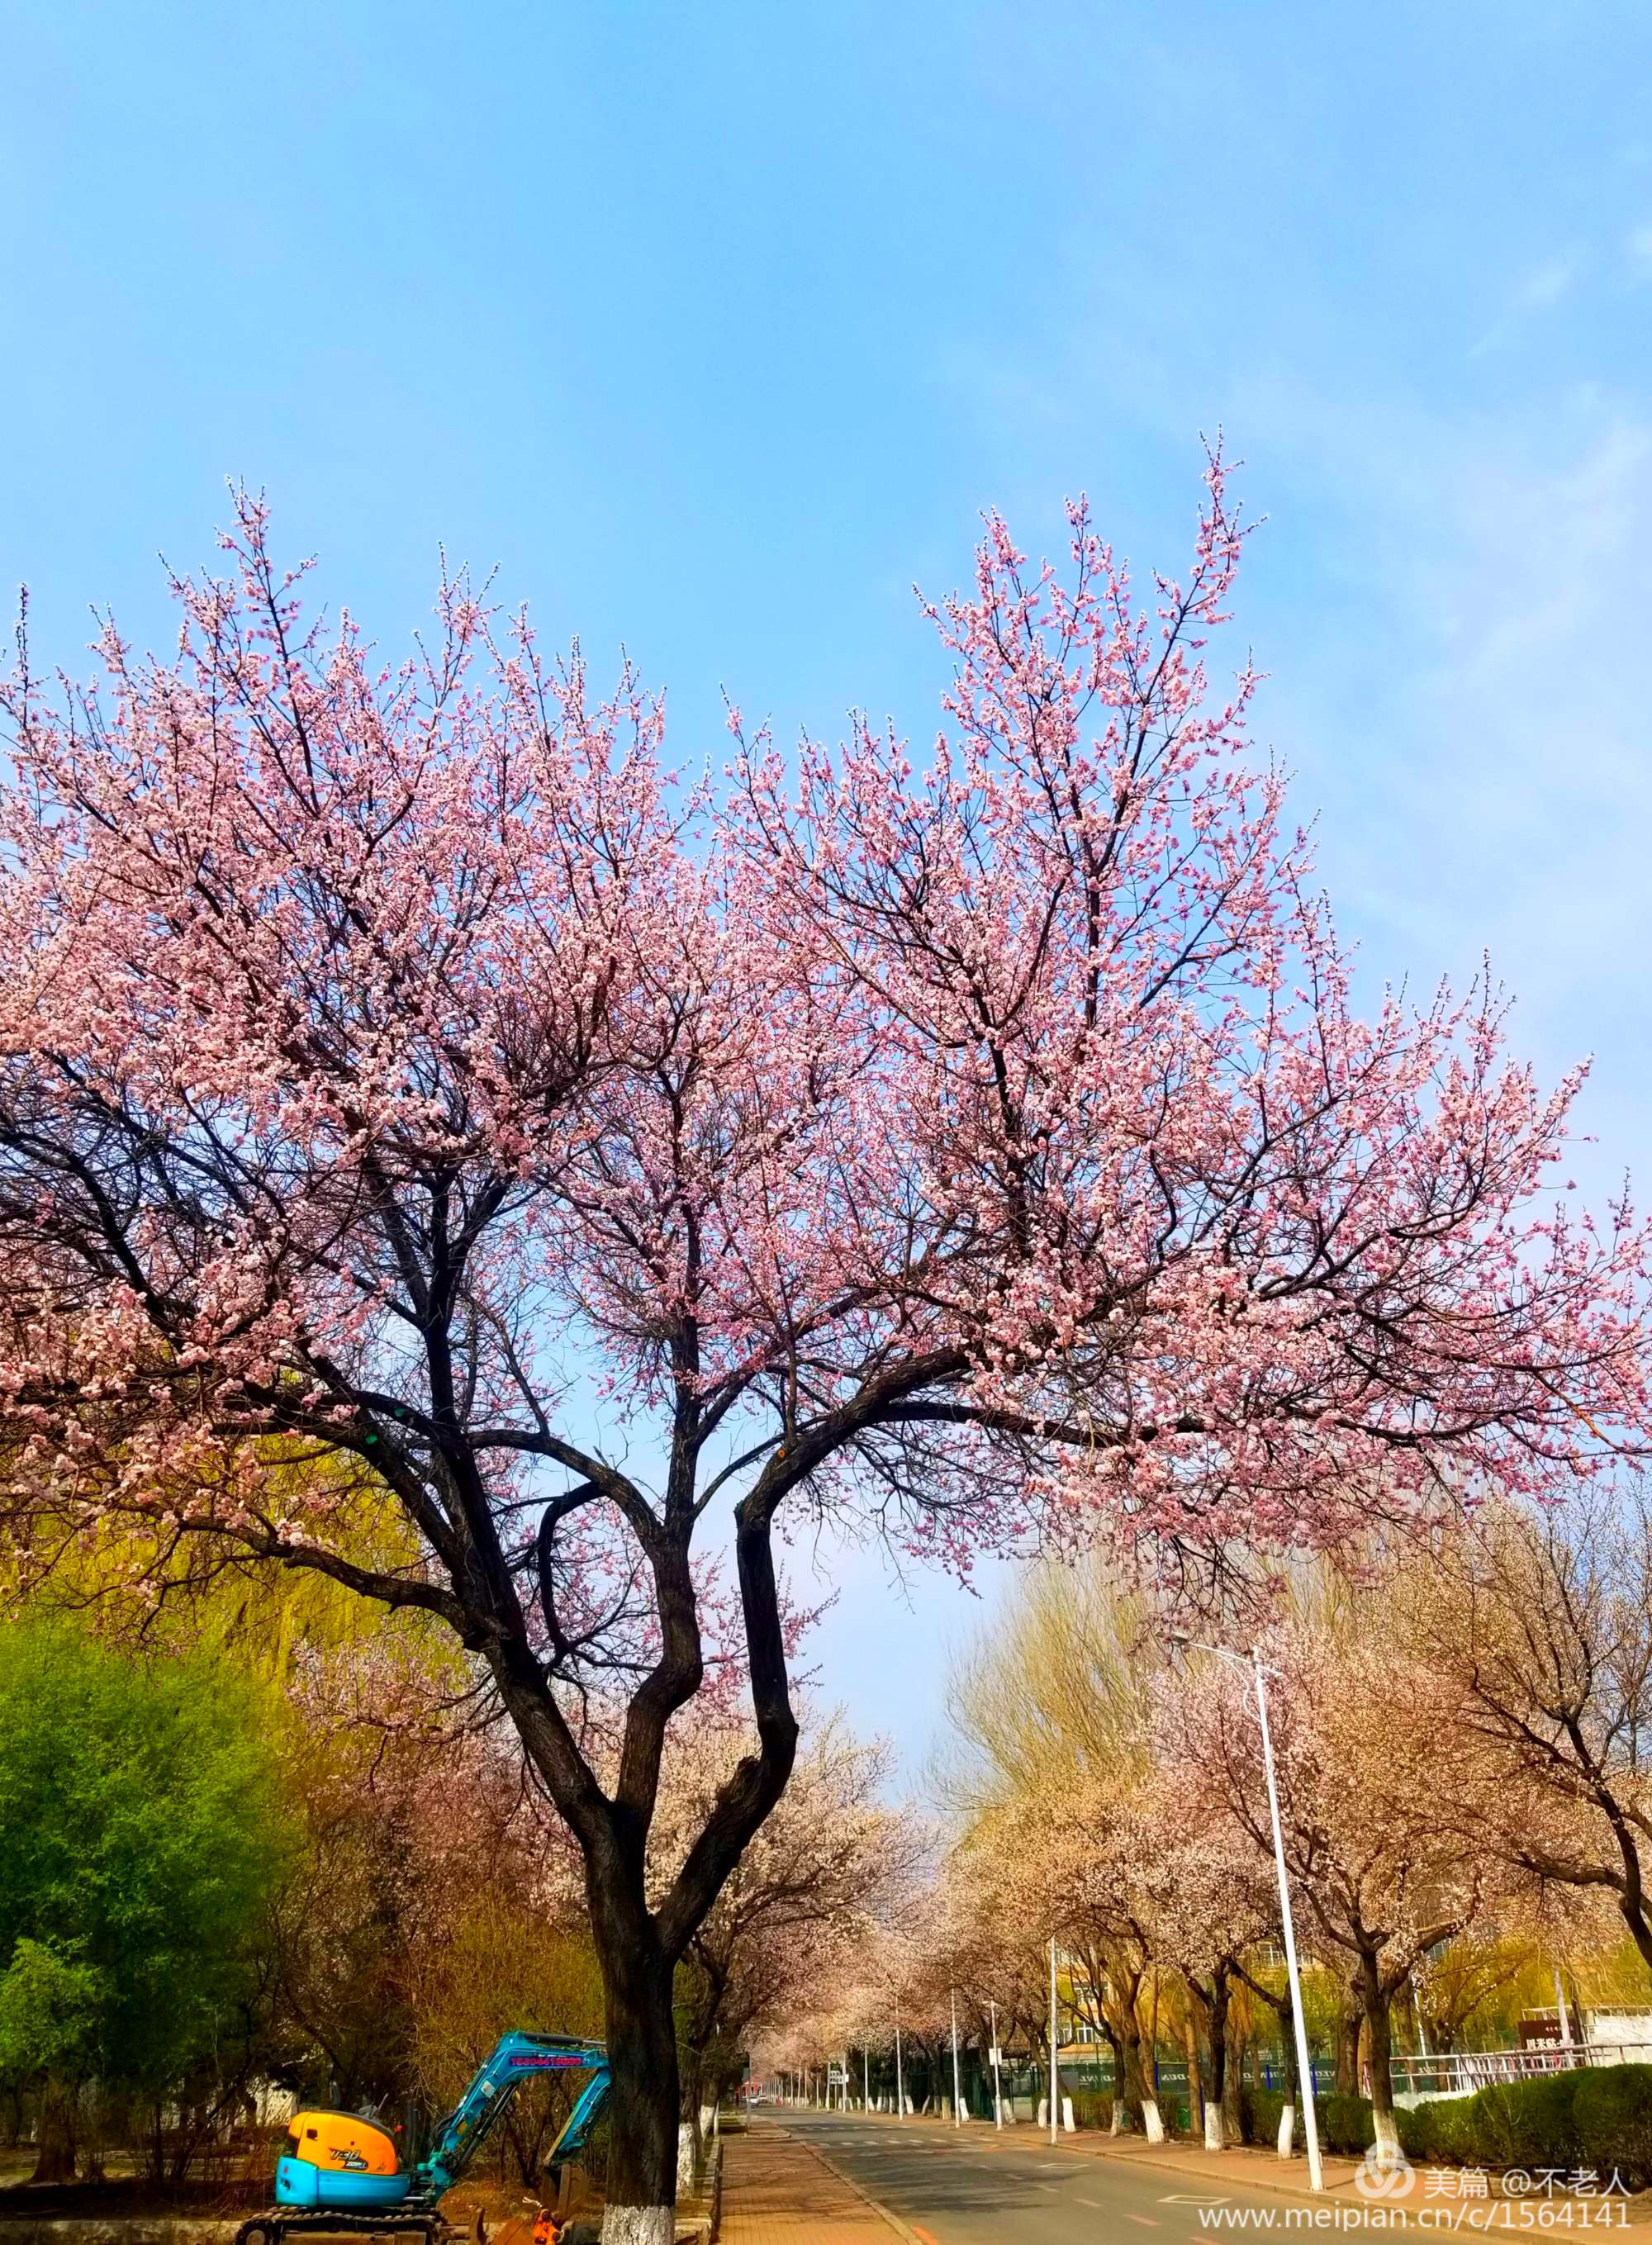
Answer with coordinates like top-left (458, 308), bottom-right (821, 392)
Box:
top-left (235, 2034), bottom-right (611, 2245)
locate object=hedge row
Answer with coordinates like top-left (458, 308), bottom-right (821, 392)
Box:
top-left (1241, 2067), bottom-right (1652, 2189)
top-left (1242, 2086), bottom-right (1376, 2157)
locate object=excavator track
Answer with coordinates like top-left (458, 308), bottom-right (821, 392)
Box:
top-left (234, 2206), bottom-right (449, 2245)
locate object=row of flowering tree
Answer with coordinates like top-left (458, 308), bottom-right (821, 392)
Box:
top-left (3, 458), bottom-right (1649, 2238)
top-left (778, 1504), bottom-right (1652, 2162)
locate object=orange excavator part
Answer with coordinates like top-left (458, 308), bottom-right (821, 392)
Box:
top-left (284, 2110), bottom-right (401, 2176)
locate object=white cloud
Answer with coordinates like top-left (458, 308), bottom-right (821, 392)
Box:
top-left (1512, 257), bottom-right (1576, 310)
top-left (1626, 222), bottom-right (1652, 278)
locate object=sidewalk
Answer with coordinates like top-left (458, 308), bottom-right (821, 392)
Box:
top-left (719, 2124), bottom-right (907, 2245)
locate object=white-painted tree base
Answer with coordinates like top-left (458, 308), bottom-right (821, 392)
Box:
top-left (601, 2209), bottom-right (673, 2245)
top-left (1142, 2098), bottom-right (1165, 2145)
top-left (1370, 2109), bottom-right (1403, 2167)
top-left (1204, 2101), bottom-right (1225, 2151)
top-left (1278, 2102), bottom-right (1296, 2157)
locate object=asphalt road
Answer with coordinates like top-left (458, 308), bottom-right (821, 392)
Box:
top-left (778, 2109), bottom-right (1295, 2245)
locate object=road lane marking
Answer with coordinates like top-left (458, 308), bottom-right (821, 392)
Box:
top-left (1127, 2215), bottom-right (1160, 2228)
top-left (1077, 2196), bottom-right (1103, 2208)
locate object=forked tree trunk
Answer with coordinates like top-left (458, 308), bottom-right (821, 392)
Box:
top-left (1118, 2022), bottom-right (1162, 2142)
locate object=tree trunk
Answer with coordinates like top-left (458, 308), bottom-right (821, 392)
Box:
top-left (591, 1898), bottom-right (680, 2245)
top-left (1096, 2017), bottom-right (1125, 2130)
top-left (1186, 1981), bottom-right (1230, 2152)
top-left (1619, 1889), bottom-right (1652, 1982)
top-left (1205, 1971), bottom-right (1231, 2108)
top-left (1183, 2010), bottom-right (1203, 2128)
top-left (679, 2043), bottom-right (712, 2188)
top-left (1333, 2005), bottom-right (1360, 2096)
top-left (1113, 2012), bottom-right (1150, 2130)
top-left (1360, 1954), bottom-right (1401, 2167)
top-left (1221, 2014), bottom-right (1243, 2148)
top-left (1275, 1994), bottom-right (1298, 2100)
top-left (30, 2081), bottom-right (77, 2184)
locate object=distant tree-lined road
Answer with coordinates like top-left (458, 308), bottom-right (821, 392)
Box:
top-left (776, 2110), bottom-right (1298, 2245)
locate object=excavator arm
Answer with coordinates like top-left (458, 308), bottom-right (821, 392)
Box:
top-left (414, 2034), bottom-right (610, 2195)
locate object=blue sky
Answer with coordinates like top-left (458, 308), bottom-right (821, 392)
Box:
top-left (6, 0), bottom-right (1651, 1779)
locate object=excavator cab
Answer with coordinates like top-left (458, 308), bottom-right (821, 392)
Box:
top-left (276, 2111), bottom-right (411, 2209)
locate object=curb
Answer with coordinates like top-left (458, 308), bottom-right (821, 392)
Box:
top-left (781, 2131), bottom-right (926, 2245)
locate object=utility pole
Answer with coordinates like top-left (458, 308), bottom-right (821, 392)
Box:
top-left (895, 2012), bottom-right (904, 2119)
top-left (864, 2045), bottom-right (871, 2112)
top-left (990, 1998), bottom-right (1004, 2129)
top-left (1049, 1937), bottom-right (1059, 2147)
top-left (951, 1987), bottom-right (964, 2126)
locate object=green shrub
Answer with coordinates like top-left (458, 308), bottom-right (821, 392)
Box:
top-left (1574, 2066), bottom-right (1652, 2190)
top-left (1241, 2086), bottom-right (1287, 2148)
top-left (1398, 2098), bottom-right (1471, 2165)
top-left (1070, 2089), bottom-right (1113, 2130)
top-left (1393, 2067), bottom-right (1652, 2182)
top-left (1317, 2092), bottom-right (1375, 2156)
top-left (1469, 2074), bottom-right (1583, 2171)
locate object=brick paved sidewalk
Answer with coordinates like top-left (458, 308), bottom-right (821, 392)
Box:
top-left (718, 2123), bottom-right (904, 2245)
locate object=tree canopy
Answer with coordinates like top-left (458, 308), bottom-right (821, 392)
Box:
top-left (0, 1617), bottom-right (287, 2132)
top-left (2, 459), bottom-right (1648, 2228)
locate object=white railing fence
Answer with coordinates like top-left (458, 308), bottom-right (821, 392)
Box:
top-left (1391, 2042), bottom-right (1652, 2100)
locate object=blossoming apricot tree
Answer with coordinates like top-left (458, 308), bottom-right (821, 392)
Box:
top-left (0, 458), bottom-right (1645, 2236)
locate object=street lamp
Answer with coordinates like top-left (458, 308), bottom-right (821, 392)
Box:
top-left (1049, 1936), bottom-right (1060, 2147)
top-left (1171, 1636), bottom-right (1324, 2193)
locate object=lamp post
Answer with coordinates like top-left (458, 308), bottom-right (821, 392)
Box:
top-left (1049, 1937), bottom-right (1059, 2147)
top-left (1172, 1636), bottom-right (1324, 2193)
top-left (895, 2011), bottom-right (904, 2119)
top-left (990, 1998), bottom-right (1004, 2129)
top-left (951, 1988), bottom-right (965, 2126)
